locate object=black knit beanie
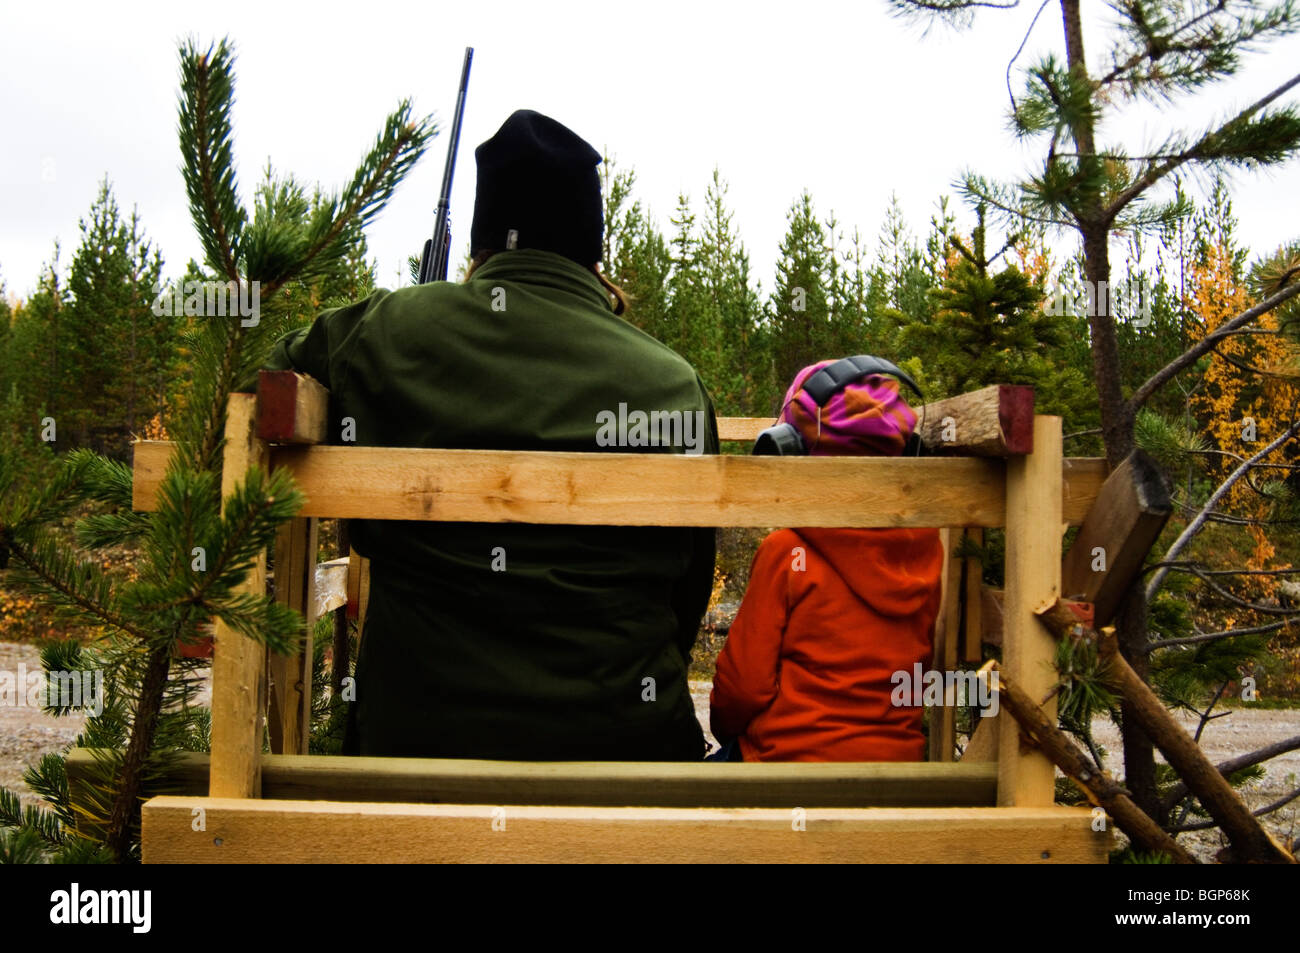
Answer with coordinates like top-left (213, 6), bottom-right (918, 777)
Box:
top-left (470, 110), bottom-right (603, 266)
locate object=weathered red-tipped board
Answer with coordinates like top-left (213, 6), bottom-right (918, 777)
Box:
top-left (257, 370), bottom-right (328, 444)
top-left (914, 384), bottom-right (1036, 456)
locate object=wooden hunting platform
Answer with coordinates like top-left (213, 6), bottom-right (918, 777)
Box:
top-left (112, 374), bottom-right (1120, 863)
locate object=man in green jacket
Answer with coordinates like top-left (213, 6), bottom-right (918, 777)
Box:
top-left (262, 110), bottom-right (716, 760)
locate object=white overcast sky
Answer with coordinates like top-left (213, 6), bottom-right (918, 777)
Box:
top-left (2, 0), bottom-right (1298, 302)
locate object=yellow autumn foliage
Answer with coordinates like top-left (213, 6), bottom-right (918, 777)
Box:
top-left (1186, 240), bottom-right (1299, 575)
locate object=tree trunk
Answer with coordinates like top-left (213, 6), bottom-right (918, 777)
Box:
top-left (1059, 0), bottom-right (1155, 821)
top-left (104, 643), bottom-right (172, 860)
top-left (1081, 228), bottom-right (1133, 465)
top-left (1116, 589), bottom-right (1160, 819)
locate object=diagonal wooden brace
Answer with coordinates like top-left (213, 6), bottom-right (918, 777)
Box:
top-left (979, 660), bottom-right (1194, 863)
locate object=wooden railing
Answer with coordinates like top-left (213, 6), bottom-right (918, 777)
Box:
top-left (122, 372), bottom-right (1113, 863)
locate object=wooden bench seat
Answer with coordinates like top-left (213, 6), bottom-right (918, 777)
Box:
top-left (68, 750), bottom-right (998, 807)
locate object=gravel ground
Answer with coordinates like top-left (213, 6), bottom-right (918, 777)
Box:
top-left (1, 641), bottom-right (91, 810)
top-left (1, 641), bottom-right (89, 810)
top-left (4, 640), bottom-right (1296, 862)
top-left (1087, 705), bottom-right (1300, 861)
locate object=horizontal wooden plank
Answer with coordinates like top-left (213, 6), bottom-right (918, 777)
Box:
top-left (66, 749), bottom-right (994, 808)
top-left (1063, 456), bottom-right (1108, 525)
top-left (142, 797), bottom-right (1107, 863)
top-left (718, 417), bottom-right (772, 441)
top-left (132, 441), bottom-right (1108, 527)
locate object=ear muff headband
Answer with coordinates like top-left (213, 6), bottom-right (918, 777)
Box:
top-left (801, 355), bottom-right (922, 405)
top-left (751, 355), bottom-right (924, 456)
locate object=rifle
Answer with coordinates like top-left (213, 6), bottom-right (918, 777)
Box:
top-left (417, 46), bottom-right (474, 284)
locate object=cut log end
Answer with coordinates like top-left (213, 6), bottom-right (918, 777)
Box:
top-left (257, 370), bottom-right (329, 444)
top-left (997, 385), bottom-right (1036, 455)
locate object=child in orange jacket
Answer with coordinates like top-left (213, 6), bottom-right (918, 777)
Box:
top-left (710, 360), bottom-right (944, 762)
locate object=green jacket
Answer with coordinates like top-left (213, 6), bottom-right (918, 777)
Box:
top-left (263, 249), bottom-right (717, 760)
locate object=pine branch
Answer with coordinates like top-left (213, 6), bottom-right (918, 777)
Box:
top-left (0, 787), bottom-right (66, 849)
top-left (1156, 563), bottom-right (1300, 577)
top-left (4, 448), bottom-right (95, 528)
top-left (1185, 450), bottom-right (1299, 471)
top-left (889, 0), bottom-right (1020, 27)
top-left (959, 172), bottom-right (1075, 228)
top-left (127, 465), bottom-right (303, 651)
top-left (1148, 620), bottom-right (1292, 650)
top-left (71, 451), bottom-right (151, 548)
top-left (74, 511), bottom-right (152, 550)
top-left (1129, 279), bottom-right (1300, 410)
top-left (178, 38), bottom-right (246, 280)
top-left (1162, 734), bottom-right (1300, 815)
top-left (1098, 1), bottom-right (1288, 96)
top-left (203, 466), bottom-right (303, 598)
top-left (1168, 787), bottom-right (1300, 833)
top-left (1106, 71), bottom-right (1300, 222)
top-left (1005, 0), bottom-right (1053, 114)
top-left (1171, 568), bottom-right (1300, 616)
top-left (274, 102), bottom-right (435, 298)
top-left (1146, 419), bottom-right (1300, 600)
top-left (1, 531), bottom-right (153, 642)
top-left (1203, 512), bottom-right (1300, 526)
top-left (1207, 344), bottom-right (1299, 379)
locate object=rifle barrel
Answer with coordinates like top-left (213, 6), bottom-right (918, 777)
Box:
top-left (418, 46), bottom-right (474, 284)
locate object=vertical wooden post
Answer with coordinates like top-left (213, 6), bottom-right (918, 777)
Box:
top-left (347, 548), bottom-right (371, 642)
top-left (331, 520), bottom-right (351, 696)
top-left (268, 517), bottom-right (318, 755)
top-left (998, 415), bottom-right (1063, 807)
top-left (961, 528), bottom-right (984, 663)
top-left (928, 528), bottom-right (962, 762)
top-left (210, 394), bottom-right (269, 799)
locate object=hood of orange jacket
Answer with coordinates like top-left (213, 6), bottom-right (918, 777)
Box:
top-left (795, 526), bottom-right (943, 619)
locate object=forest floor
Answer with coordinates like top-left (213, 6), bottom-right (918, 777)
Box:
top-left (3, 639), bottom-right (1295, 863)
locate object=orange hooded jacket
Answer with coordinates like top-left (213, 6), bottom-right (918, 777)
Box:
top-left (710, 526), bottom-right (944, 762)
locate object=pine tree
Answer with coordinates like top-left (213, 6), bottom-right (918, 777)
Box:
top-left (5, 249), bottom-right (67, 431)
top-left (837, 226), bottom-right (876, 354)
top-left (601, 156), bottom-right (674, 345)
top-left (869, 194), bottom-right (943, 373)
top-left (0, 36), bottom-right (435, 862)
top-left (894, 0), bottom-right (1300, 841)
top-left (770, 191), bottom-right (832, 403)
top-left (876, 192), bottom-right (935, 323)
top-left (600, 153), bottom-right (637, 274)
top-left (63, 179), bottom-right (168, 457)
top-left (0, 270), bottom-right (10, 367)
top-left (698, 169), bottom-right (765, 415)
top-left (666, 193), bottom-right (722, 383)
top-left (900, 205), bottom-right (1094, 433)
top-left (614, 214), bottom-right (674, 343)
